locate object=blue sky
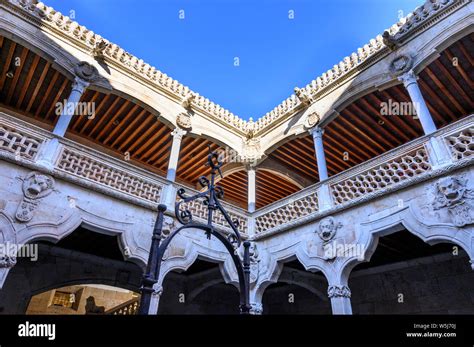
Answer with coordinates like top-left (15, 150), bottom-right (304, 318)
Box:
top-left (46, 0), bottom-right (421, 120)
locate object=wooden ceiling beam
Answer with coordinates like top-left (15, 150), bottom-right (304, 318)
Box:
top-left (5, 47), bottom-right (29, 104)
top-left (444, 48), bottom-right (474, 91)
top-left (354, 100), bottom-right (409, 144)
top-left (435, 57), bottom-right (473, 109)
top-left (424, 66), bottom-right (466, 115)
top-left (103, 104), bottom-right (141, 144)
top-left (16, 54), bottom-right (40, 108)
top-left (45, 77), bottom-right (69, 122)
top-left (111, 108), bottom-right (147, 147)
top-left (134, 124), bottom-right (169, 158)
top-left (26, 61), bottom-right (50, 113)
top-left (79, 93), bottom-right (111, 134)
top-left (96, 100), bottom-right (134, 140)
top-left (118, 113), bottom-right (154, 151)
top-left (416, 78), bottom-right (456, 123)
top-left (34, 70), bottom-right (59, 118)
top-left (0, 41), bottom-right (16, 92)
top-left (89, 96), bottom-right (122, 137)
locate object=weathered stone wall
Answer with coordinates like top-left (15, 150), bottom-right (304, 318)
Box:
top-left (350, 254), bottom-right (474, 314)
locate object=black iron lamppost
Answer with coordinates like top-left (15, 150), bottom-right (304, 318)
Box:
top-left (139, 149), bottom-right (251, 314)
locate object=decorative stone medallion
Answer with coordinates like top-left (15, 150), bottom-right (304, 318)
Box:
top-left (304, 111), bottom-right (320, 129)
top-left (15, 172), bottom-right (54, 223)
top-left (176, 112), bottom-right (192, 130)
top-left (316, 216), bottom-right (342, 242)
top-left (389, 55), bottom-right (413, 76)
top-left (431, 176), bottom-right (474, 227)
top-left (74, 61), bottom-right (99, 82)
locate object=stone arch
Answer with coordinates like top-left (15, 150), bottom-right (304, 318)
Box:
top-left (410, 17), bottom-right (473, 75)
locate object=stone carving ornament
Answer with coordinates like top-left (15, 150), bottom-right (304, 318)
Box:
top-left (389, 55), bottom-right (413, 76)
top-left (0, 255), bottom-right (16, 268)
top-left (327, 285), bottom-right (351, 298)
top-left (176, 112), bottom-right (192, 130)
top-left (73, 61), bottom-right (99, 82)
top-left (317, 216), bottom-right (342, 242)
top-left (431, 176), bottom-right (474, 227)
top-left (15, 172), bottom-right (54, 222)
top-left (304, 111), bottom-right (320, 129)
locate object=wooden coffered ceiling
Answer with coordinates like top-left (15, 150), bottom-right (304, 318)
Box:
top-left (267, 33), bottom-right (473, 187)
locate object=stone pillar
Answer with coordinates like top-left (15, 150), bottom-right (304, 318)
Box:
top-left (398, 70), bottom-right (437, 135)
top-left (148, 284), bottom-right (163, 314)
top-left (247, 166), bottom-right (256, 213)
top-left (36, 77), bottom-right (89, 170)
top-left (53, 77), bottom-right (89, 137)
top-left (310, 126), bottom-right (328, 181)
top-left (166, 128), bottom-right (186, 182)
top-left (328, 284), bottom-right (352, 315)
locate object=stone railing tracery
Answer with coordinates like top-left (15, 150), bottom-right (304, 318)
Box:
top-left (445, 127), bottom-right (474, 162)
top-left (253, 115), bottom-right (473, 235)
top-left (0, 123), bottom-right (43, 160)
top-left (330, 147), bottom-right (431, 205)
top-left (56, 147), bottom-right (163, 203)
top-left (254, 191), bottom-right (319, 234)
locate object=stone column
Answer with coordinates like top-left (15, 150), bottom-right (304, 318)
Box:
top-left (247, 166), bottom-right (256, 213)
top-left (328, 284), bottom-right (352, 314)
top-left (53, 77), bottom-right (89, 137)
top-left (166, 128), bottom-right (186, 182)
top-left (310, 126), bottom-right (333, 211)
top-left (148, 284), bottom-right (163, 314)
top-left (36, 77), bottom-right (89, 170)
top-left (310, 126), bottom-right (328, 181)
top-left (398, 70), bottom-right (437, 135)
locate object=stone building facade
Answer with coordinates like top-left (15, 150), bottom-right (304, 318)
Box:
top-left (0, 0), bottom-right (473, 314)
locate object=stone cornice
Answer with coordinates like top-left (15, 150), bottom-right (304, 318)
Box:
top-left (0, 0), bottom-right (466, 139)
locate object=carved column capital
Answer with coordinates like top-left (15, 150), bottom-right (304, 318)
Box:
top-left (327, 284), bottom-right (351, 298)
top-left (398, 69), bottom-right (418, 88)
top-left (171, 127), bottom-right (187, 140)
top-left (71, 77), bottom-right (90, 94)
top-left (309, 126), bottom-right (324, 139)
